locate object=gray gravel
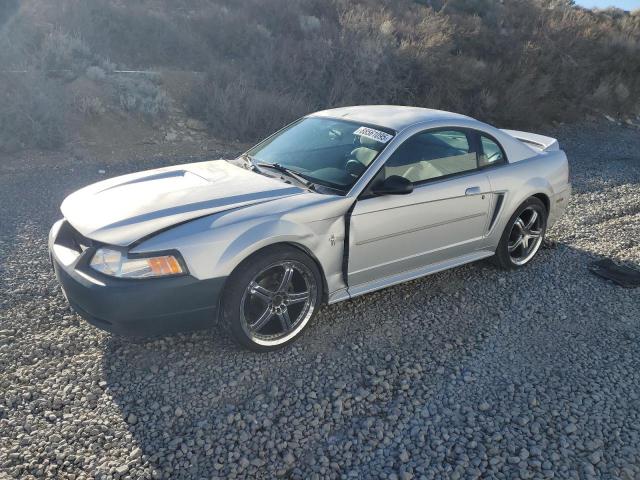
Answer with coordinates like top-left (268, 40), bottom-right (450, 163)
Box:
top-left (1, 121), bottom-right (639, 480)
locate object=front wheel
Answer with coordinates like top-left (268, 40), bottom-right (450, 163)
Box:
top-left (222, 246), bottom-right (323, 352)
top-left (494, 197), bottom-right (547, 269)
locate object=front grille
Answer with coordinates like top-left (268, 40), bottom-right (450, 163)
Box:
top-left (56, 221), bottom-right (94, 253)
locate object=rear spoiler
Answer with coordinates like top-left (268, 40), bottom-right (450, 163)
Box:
top-left (501, 129), bottom-right (559, 152)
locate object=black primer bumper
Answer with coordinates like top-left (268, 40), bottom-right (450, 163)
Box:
top-left (50, 221), bottom-right (224, 337)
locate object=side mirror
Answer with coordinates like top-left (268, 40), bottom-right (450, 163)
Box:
top-left (372, 175), bottom-right (413, 195)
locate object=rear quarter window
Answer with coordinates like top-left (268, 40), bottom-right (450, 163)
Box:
top-left (479, 136), bottom-right (506, 167)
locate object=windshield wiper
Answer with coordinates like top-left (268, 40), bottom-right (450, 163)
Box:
top-left (240, 153), bottom-right (259, 171)
top-left (254, 162), bottom-right (316, 191)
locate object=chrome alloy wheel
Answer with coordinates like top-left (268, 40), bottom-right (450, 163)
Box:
top-left (508, 206), bottom-right (544, 266)
top-left (239, 260), bottom-right (317, 346)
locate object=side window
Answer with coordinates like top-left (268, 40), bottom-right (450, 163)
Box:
top-left (479, 136), bottom-right (505, 167)
top-left (384, 129), bottom-right (478, 184)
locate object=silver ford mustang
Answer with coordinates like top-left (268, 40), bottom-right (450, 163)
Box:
top-left (49, 106), bottom-right (571, 351)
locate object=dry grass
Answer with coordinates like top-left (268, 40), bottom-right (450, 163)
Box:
top-left (0, 72), bottom-right (65, 152)
top-left (184, 0), bottom-right (640, 140)
top-left (1, 0), bottom-right (639, 150)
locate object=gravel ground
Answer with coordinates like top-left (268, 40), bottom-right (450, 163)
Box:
top-left (1, 121), bottom-right (639, 480)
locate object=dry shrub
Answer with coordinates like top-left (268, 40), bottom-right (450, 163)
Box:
top-left (188, 0), bottom-right (454, 139)
top-left (4, 0), bottom-right (640, 147)
top-left (185, 0), bottom-right (639, 140)
top-left (48, 0), bottom-right (209, 69)
top-left (40, 29), bottom-right (92, 78)
top-left (74, 95), bottom-right (107, 117)
top-left (186, 63), bottom-right (312, 140)
top-left (0, 72), bottom-right (65, 152)
top-left (115, 75), bottom-right (169, 119)
top-left (0, 6), bottom-right (171, 151)
top-left (0, 12), bottom-right (65, 152)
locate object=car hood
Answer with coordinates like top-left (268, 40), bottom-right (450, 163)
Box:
top-left (61, 160), bottom-right (304, 246)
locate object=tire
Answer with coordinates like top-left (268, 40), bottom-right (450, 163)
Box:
top-left (222, 245), bottom-right (323, 352)
top-left (493, 197), bottom-right (548, 270)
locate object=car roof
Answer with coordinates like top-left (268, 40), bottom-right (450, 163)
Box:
top-left (310, 105), bottom-right (472, 132)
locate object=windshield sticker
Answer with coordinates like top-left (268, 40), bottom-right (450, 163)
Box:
top-left (354, 126), bottom-right (393, 144)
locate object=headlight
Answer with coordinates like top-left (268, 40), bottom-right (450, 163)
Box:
top-left (89, 248), bottom-right (185, 278)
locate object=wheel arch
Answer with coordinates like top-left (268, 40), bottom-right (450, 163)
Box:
top-left (531, 192), bottom-right (550, 215)
top-left (489, 181), bottom-right (552, 246)
top-left (502, 192), bottom-right (550, 232)
top-left (221, 241), bottom-right (330, 304)
top-left (506, 175), bottom-right (553, 221)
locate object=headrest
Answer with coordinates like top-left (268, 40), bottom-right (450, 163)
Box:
top-left (357, 135), bottom-right (380, 148)
top-left (351, 147), bottom-right (378, 166)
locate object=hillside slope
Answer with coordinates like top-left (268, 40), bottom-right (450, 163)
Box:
top-left (0, 0), bottom-right (639, 151)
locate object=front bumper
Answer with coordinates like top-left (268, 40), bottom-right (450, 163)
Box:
top-left (49, 220), bottom-right (224, 337)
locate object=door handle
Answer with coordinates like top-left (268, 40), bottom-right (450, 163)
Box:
top-left (465, 186), bottom-right (481, 195)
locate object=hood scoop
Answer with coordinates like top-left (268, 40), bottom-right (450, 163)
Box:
top-left (96, 169), bottom-right (210, 193)
top-left (61, 160), bottom-right (303, 246)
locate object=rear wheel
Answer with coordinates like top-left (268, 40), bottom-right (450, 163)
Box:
top-left (494, 197), bottom-right (547, 269)
top-left (222, 246), bottom-right (323, 351)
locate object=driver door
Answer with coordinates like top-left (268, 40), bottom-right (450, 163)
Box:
top-left (347, 128), bottom-right (491, 287)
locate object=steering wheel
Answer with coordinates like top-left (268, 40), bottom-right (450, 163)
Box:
top-left (345, 158), bottom-right (367, 177)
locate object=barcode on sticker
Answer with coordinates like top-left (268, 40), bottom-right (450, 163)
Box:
top-left (354, 126), bottom-right (393, 144)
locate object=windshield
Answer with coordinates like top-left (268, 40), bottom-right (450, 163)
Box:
top-left (246, 117), bottom-right (395, 194)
